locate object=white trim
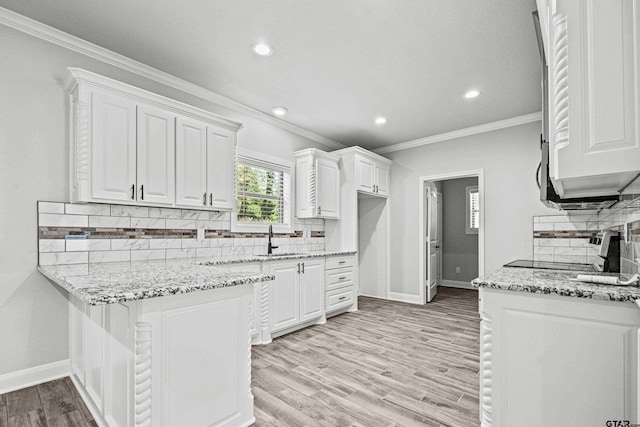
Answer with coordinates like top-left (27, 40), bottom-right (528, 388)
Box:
top-left (441, 280), bottom-right (476, 290)
top-left (0, 6), bottom-right (345, 150)
top-left (0, 360), bottom-right (70, 394)
top-left (374, 112), bottom-right (542, 154)
top-left (419, 169), bottom-right (485, 304)
top-left (68, 374), bottom-right (109, 427)
top-left (387, 292), bottom-right (423, 305)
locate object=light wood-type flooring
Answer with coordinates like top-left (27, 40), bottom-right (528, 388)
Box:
top-left (0, 287), bottom-right (479, 427)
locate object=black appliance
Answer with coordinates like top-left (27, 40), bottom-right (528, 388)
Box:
top-left (532, 11), bottom-right (619, 211)
top-left (504, 259), bottom-right (597, 272)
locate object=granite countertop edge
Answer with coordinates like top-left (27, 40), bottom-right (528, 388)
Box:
top-left (472, 267), bottom-right (640, 303)
top-left (196, 250), bottom-right (357, 265)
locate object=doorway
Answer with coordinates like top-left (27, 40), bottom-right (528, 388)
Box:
top-left (419, 170), bottom-right (484, 304)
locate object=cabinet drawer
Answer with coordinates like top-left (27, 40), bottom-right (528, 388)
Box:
top-left (325, 269), bottom-right (353, 291)
top-left (326, 255), bottom-right (355, 270)
top-left (326, 287), bottom-right (354, 312)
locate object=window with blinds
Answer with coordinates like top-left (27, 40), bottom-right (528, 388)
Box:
top-left (236, 157), bottom-right (291, 226)
top-left (466, 186), bottom-right (479, 234)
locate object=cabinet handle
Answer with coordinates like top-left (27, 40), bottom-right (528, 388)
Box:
top-left (131, 184), bottom-right (135, 200)
top-left (297, 263), bottom-right (300, 274)
top-left (338, 276), bottom-right (346, 280)
top-left (317, 206), bottom-right (321, 215)
top-left (209, 193), bottom-right (213, 206)
top-left (203, 193), bottom-right (207, 206)
top-left (301, 262), bottom-right (305, 274)
top-left (339, 296), bottom-right (347, 301)
top-left (339, 261), bottom-right (346, 264)
top-left (139, 185), bottom-right (144, 200)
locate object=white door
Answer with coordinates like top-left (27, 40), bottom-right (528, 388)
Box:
top-left (375, 164), bottom-right (389, 196)
top-left (206, 125), bottom-right (236, 210)
top-left (426, 184), bottom-right (441, 302)
top-left (268, 262), bottom-right (300, 333)
top-left (136, 104), bottom-right (175, 205)
top-left (175, 117), bottom-right (207, 208)
top-left (316, 158), bottom-right (340, 218)
top-left (91, 90), bottom-right (137, 202)
top-left (299, 259), bottom-right (325, 322)
top-left (356, 156), bottom-right (375, 193)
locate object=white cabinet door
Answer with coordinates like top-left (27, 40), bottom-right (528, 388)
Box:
top-left (316, 157), bottom-right (339, 218)
top-left (206, 126), bottom-right (236, 210)
top-left (375, 164), bottom-right (389, 197)
top-left (268, 262), bottom-right (300, 333)
top-left (175, 117), bottom-right (208, 208)
top-left (356, 156), bottom-right (375, 193)
top-left (91, 90), bottom-right (137, 202)
top-left (549, 0), bottom-right (640, 197)
top-left (299, 259), bottom-right (325, 322)
top-left (136, 104), bottom-right (175, 205)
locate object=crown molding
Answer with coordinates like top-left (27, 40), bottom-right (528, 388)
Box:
top-left (373, 111), bottom-right (542, 155)
top-left (0, 6), bottom-right (346, 150)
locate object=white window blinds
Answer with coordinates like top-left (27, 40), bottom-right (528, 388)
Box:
top-left (466, 186), bottom-right (479, 234)
top-left (236, 157), bottom-right (291, 226)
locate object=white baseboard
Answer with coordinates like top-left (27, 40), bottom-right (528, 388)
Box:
top-left (441, 280), bottom-right (476, 290)
top-left (387, 291), bottom-right (423, 304)
top-left (0, 360), bottom-right (70, 394)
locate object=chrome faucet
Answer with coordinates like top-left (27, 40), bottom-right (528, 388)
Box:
top-left (267, 224), bottom-right (278, 255)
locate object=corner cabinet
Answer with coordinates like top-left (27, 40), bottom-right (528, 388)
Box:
top-left (265, 258), bottom-right (326, 338)
top-left (295, 149), bottom-right (340, 219)
top-left (63, 68), bottom-right (241, 209)
top-left (538, 0), bottom-right (640, 198)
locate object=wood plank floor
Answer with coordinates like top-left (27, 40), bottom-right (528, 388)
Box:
top-left (253, 287), bottom-right (480, 427)
top-left (0, 286), bottom-right (479, 427)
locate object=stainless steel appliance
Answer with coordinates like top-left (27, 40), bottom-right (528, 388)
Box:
top-left (504, 259), bottom-right (597, 272)
top-left (532, 11), bottom-right (619, 211)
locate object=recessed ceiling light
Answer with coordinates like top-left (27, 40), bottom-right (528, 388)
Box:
top-left (375, 117), bottom-right (387, 125)
top-left (272, 106), bottom-right (288, 116)
top-left (252, 43), bottom-right (273, 57)
top-left (464, 90), bottom-right (480, 99)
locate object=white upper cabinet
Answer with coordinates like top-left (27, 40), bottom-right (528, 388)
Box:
top-left (137, 104), bottom-right (175, 205)
top-left (90, 90), bottom-right (137, 202)
top-left (64, 68), bottom-right (241, 209)
top-left (355, 152), bottom-right (390, 197)
top-left (295, 149), bottom-right (340, 219)
top-left (541, 0), bottom-right (640, 198)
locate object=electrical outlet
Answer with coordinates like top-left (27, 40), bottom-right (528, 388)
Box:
top-left (456, 267), bottom-right (461, 274)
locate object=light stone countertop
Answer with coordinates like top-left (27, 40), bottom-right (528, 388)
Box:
top-left (472, 267), bottom-right (640, 303)
top-left (39, 259), bottom-right (274, 306)
top-left (39, 251), bottom-right (356, 306)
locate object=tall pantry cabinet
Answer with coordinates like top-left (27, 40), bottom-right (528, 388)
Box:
top-left (325, 146), bottom-right (391, 299)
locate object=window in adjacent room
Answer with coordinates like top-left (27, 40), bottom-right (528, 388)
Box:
top-left (232, 148), bottom-right (293, 233)
top-left (466, 185), bottom-right (479, 234)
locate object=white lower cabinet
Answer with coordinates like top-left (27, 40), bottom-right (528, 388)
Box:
top-left (266, 258), bottom-right (326, 337)
top-left (325, 255), bottom-right (357, 316)
top-left (69, 285), bottom-right (255, 427)
top-left (479, 287), bottom-right (640, 427)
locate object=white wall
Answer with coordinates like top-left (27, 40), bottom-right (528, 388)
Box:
top-left (0, 25), bottom-right (331, 376)
top-left (386, 121), bottom-right (558, 295)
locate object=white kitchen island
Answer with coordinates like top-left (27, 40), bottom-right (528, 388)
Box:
top-left (39, 261), bottom-right (274, 427)
top-left (473, 268), bottom-right (640, 427)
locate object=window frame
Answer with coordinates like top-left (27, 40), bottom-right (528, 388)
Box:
top-left (231, 147), bottom-right (294, 233)
top-left (466, 185), bottom-right (479, 235)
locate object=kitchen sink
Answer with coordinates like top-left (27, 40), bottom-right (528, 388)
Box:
top-left (256, 252), bottom-right (309, 257)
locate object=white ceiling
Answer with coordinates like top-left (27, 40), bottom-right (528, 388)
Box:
top-left (0, 0), bottom-right (542, 151)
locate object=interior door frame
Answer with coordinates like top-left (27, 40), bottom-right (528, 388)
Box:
top-left (418, 169), bottom-right (485, 304)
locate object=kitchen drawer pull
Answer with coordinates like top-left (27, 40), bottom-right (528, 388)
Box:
top-left (338, 276), bottom-right (346, 280)
top-left (339, 261), bottom-right (346, 264)
top-left (339, 296), bottom-right (347, 301)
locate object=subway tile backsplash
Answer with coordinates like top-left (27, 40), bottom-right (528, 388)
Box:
top-left (533, 176), bottom-right (640, 277)
top-left (38, 201), bottom-right (325, 266)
